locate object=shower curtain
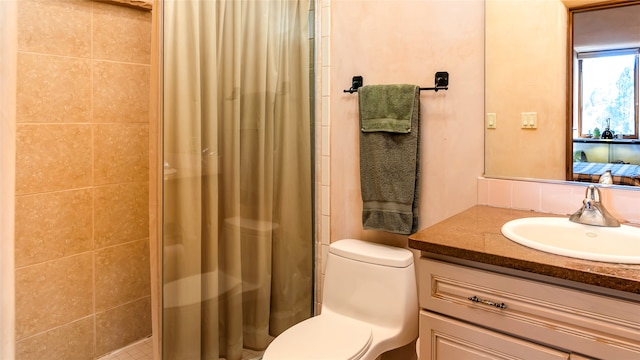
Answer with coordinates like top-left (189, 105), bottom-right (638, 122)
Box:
top-left (162, 1), bottom-right (312, 359)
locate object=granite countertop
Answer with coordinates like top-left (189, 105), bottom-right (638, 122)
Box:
top-left (408, 205), bottom-right (640, 295)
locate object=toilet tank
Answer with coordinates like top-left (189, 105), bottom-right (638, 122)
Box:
top-left (322, 239), bottom-right (418, 330)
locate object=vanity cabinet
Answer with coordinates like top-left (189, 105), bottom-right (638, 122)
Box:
top-left (417, 257), bottom-right (640, 360)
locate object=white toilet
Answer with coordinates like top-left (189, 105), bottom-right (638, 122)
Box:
top-left (263, 239), bottom-right (418, 360)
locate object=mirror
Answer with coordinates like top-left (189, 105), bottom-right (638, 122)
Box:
top-left (485, 0), bottom-right (640, 187)
top-left (485, 0), bottom-right (568, 181)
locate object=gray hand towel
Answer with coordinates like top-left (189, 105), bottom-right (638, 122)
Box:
top-left (358, 84), bottom-right (420, 234)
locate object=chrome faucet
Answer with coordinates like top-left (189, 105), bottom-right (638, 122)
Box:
top-left (569, 185), bottom-right (620, 227)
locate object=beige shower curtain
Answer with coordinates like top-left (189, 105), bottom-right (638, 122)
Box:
top-left (162, 0), bottom-right (312, 359)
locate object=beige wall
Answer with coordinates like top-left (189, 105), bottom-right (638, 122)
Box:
top-left (484, 0), bottom-right (567, 180)
top-left (13, 1), bottom-right (152, 359)
top-left (325, 0), bottom-right (485, 247)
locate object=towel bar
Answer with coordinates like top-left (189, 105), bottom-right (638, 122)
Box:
top-left (343, 72), bottom-right (449, 93)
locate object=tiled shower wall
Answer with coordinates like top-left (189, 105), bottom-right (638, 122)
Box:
top-left (314, 0), bottom-right (331, 313)
top-left (14, 1), bottom-right (152, 358)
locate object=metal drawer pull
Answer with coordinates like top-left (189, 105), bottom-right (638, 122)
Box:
top-left (468, 295), bottom-right (507, 310)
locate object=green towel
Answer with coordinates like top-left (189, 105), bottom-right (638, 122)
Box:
top-left (358, 84), bottom-right (417, 133)
top-left (358, 84), bottom-right (420, 235)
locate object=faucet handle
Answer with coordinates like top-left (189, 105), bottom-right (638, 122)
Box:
top-left (585, 185), bottom-right (600, 202)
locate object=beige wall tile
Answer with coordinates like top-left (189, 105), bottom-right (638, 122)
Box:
top-left (93, 61), bottom-right (150, 123)
top-left (15, 189), bottom-right (93, 268)
top-left (16, 124), bottom-right (92, 195)
top-left (16, 317), bottom-right (94, 360)
top-left (13, 0), bottom-right (153, 356)
top-left (95, 297), bottom-right (152, 357)
top-left (94, 123), bottom-right (149, 185)
top-left (95, 239), bottom-right (150, 312)
top-left (17, 0), bottom-right (92, 57)
top-left (15, 253), bottom-right (94, 339)
top-left (92, 2), bottom-right (152, 64)
top-left (17, 53), bottom-right (92, 123)
top-left (94, 182), bottom-right (149, 248)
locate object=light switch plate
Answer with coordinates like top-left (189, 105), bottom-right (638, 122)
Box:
top-left (487, 113), bottom-right (497, 129)
top-left (521, 112), bottom-right (537, 129)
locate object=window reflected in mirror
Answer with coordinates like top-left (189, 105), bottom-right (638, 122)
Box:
top-left (570, 3), bottom-right (640, 186)
top-left (576, 49), bottom-right (639, 139)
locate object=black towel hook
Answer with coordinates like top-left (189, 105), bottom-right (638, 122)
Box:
top-left (420, 72), bottom-right (449, 92)
top-left (343, 76), bottom-right (363, 93)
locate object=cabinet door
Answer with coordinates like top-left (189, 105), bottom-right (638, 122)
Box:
top-left (420, 311), bottom-right (570, 360)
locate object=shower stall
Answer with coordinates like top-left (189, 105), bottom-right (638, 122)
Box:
top-left (160, 0), bottom-right (315, 359)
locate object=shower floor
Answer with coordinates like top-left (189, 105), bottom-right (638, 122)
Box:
top-left (98, 337), bottom-right (265, 360)
top-left (99, 337), bottom-right (152, 360)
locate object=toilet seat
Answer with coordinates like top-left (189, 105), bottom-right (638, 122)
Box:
top-left (263, 314), bottom-right (372, 360)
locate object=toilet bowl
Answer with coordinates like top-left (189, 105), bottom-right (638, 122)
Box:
top-left (263, 239), bottom-right (418, 360)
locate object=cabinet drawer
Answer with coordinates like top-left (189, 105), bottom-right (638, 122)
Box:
top-left (418, 258), bottom-right (640, 359)
top-left (420, 311), bottom-right (571, 360)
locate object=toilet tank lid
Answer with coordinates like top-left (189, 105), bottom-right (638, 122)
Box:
top-left (329, 239), bottom-right (414, 268)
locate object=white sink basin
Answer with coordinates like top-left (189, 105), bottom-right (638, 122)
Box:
top-left (501, 217), bottom-right (640, 264)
